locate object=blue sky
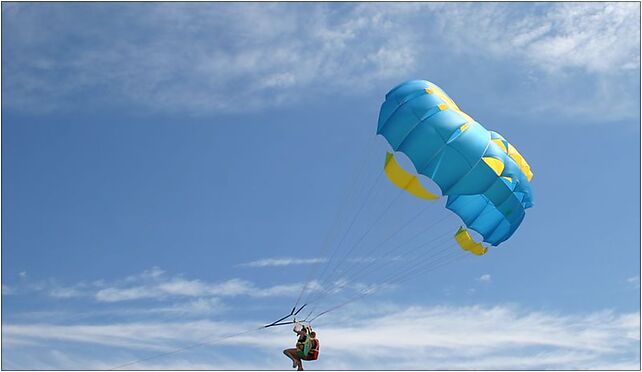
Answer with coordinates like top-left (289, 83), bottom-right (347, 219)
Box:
top-left (2, 2), bottom-right (640, 370)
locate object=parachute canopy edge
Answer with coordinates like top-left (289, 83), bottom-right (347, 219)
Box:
top-left (384, 152), bottom-right (440, 200)
top-left (454, 226), bottom-right (488, 256)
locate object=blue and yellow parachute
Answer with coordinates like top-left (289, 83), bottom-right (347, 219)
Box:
top-left (377, 80), bottom-right (534, 253)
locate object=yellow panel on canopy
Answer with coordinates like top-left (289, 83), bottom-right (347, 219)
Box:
top-left (454, 226), bottom-right (488, 256)
top-left (384, 152), bottom-right (440, 200)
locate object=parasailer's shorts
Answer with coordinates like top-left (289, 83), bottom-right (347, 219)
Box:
top-left (296, 350), bottom-right (306, 359)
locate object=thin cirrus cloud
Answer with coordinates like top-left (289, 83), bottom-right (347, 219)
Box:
top-left (95, 278), bottom-right (301, 302)
top-left (627, 276), bottom-right (640, 289)
top-left (3, 2), bottom-right (639, 121)
top-left (437, 2), bottom-right (640, 74)
top-left (238, 257), bottom-right (327, 268)
top-left (3, 304), bottom-right (639, 370)
top-left (29, 267), bottom-right (318, 302)
top-left (2, 267), bottom-right (317, 303)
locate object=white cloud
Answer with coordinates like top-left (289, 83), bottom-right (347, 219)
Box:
top-left (92, 271), bottom-right (319, 302)
top-left (477, 274), bottom-right (492, 283)
top-left (3, 320), bottom-right (237, 353)
top-left (157, 278), bottom-right (209, 297)
top-left (3, 285), bottom-right (16, 296)
top-left (5, 267), bottom-right (327, 303)
top-left (95, 286), bottom-right (159, 302)
top-left (3, 304), bottom-right (639, 370)
top-left (627, 276), bottom-right (640, 289)
top-left (156, 298), bottom-right (227, 316)
top-left (239, 257), bottom-right (327, 268)
top-left (126, 267), bottom-right (165, 282)
top-left (439, 3), bottom-right (640, 74)
top-left (4, 3), bottom-right (638, 122)
top-left (49, 287), bottom-right (84, 299)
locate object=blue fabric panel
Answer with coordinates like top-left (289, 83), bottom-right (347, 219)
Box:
top-left (378, 90), bottom-right (435, 134)
top-left (446, 195), bottom-right (489, 225)
top-left (427, 110), bottom-right (468, 142)
top-left (422, 150), bottom-right (446, 180)
top-left (489, 131), bottom-right (504, 139)
top-left (405, 94), bottom-right (442, 120)
top-left (489, 130), bottom-right (507, 142)
top-left (445, 159), bottom-right (497, 196)
top-left (497, 152), bottom-right (534, 209)
top-left (469, 203), bottom-right (505, 240)
top-left (378, 97), bottom-right (443, 148)
top-left (484, 178), bottom-right (514, 207)
top-left (517, 182), bottom-right (534, 208)
top-left (486, 220), bottom-right (511, 245)
top-left (447, 122), bottom-right (490, 165)
top-left (483, 140), bottom-right (507, 161)
top-left (500, 176), bottom-right (517, 191)
top-left (513, 191), bottom-right (525, 203)
top-left (501, 156), bottom-right (523, 180)
top-left (378, 100), bottom-right (398, 133)
top-left (447, 193), bottom-right (517, 246)
top-left (385, 80), bottom-right (429, 103)
top-left (504, 211), bottom-right (526, 241)
top-left (431, 146), bottom-right (474, 194)
top-left (496, 194), bottom-right (525, 225)
top-left (489, 208), bottom-right (525, 246)
top-left (398, 122), bottom-right (446, 173)
top-left (378, 97), bottom-right (426, 147)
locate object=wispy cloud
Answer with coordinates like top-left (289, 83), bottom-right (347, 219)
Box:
top-left (4, 3), bottom-right (639, 122)
top-left (49, 287), bottom-right (84, 299)
top-left (95, 277), bottom-right (305, 302)
top-left (627, 276), bottom-right (640, 289)
top-left (95, 276), bottom-right (322, 302)
top-left (239, 257), bottom-right (327, 268)
top-left (3, 267), bottom-right (348, 311)
top-left (4, 267), bottom-right (319, 303)
top-left (3, 304), bottom-right (639, 370)
top-left (477, 274), bottom-right (492, 283)
top-left (2, 284), bottom-right (16, 296)
top-left (438, 2), bottom-right (640, 74)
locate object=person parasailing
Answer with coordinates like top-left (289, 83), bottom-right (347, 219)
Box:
top-left (282, 322), bottom-right (319, 370)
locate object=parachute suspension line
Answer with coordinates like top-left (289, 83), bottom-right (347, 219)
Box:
top-left (307, 290), bottom-right (372, 323)
top-left (318, 211), bottom-right (453, 296)
top-left (300, 168), bottom-right (386, 304)
top-left (308, 231), bottom-right (454, 309)
top-left (322, 246), bottom-right (465, 323)
top-left (309, 188), bottom-right (405, 302)
top-left (302, 210), bottom-right (453, 310)
top-left (378, 244), bottom-right (463, 287)
top-left (309, 199), bottom-right (439, 303)
top-left (302, 223), bottom-right (456, 317)
top-left (307, 244), bottom-right (466, 323)
top-left (109, 326), bottom-right (265, 370)
top-left (404, 250), bottom-right (468, 285)
top-left (317, 226), bottom-right (455, 299)
top-left (360, 202), bottom-right (436, 261)
top-left (293, 134), bottom-right (381, 309)
top-left (303, 253), bottom-right (447, 320)
top-left (383, 212), bottom-right (452, 255)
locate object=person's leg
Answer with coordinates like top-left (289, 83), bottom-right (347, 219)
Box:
top-left (295, 351), bottom-right (304, 370)
top-left (283, 349), bottom-right (294, 368)
top-left (283, 349), bottom-right (299, 368)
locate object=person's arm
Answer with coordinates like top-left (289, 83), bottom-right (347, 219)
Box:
top-left (296, 334), bottom-right (307, 351)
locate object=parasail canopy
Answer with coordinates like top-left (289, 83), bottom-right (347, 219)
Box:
top-left (377, 80), bottom-right (534, 247)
